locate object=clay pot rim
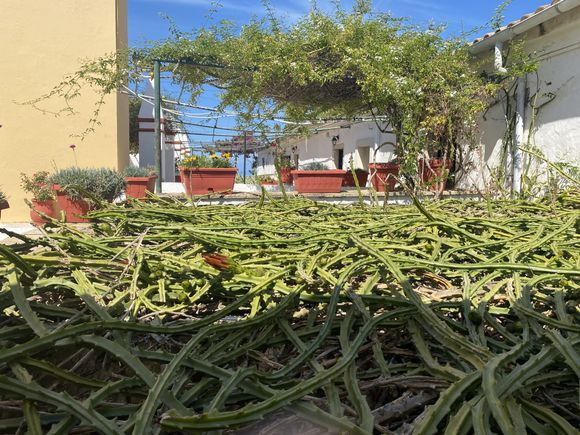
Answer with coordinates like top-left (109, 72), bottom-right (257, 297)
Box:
top-left (31, 199), bottom-right (55, 205)
top-left (124, 175), bottom-right (158, 181)
top-left (291, 170), bottom-right (346, 175)
top-left (179, 167), bottom-right (237, 172)
top-left (369, 162), bottom-right (400, 168)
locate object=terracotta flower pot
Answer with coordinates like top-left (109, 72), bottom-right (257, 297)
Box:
top-left (369, 163), bottom-right (400, 192)
top-left (291, 170), bottom-right (346, 193)
top-left (280, 167), bottom-right (293, 184)
top-left (419, 159), bottom-right (453, 191)
top-left (343, 169), bottom-right (369, 187)
top-left (52, 185), bottom-right (91, 223)
top-left (179, 168), bottom-right (237, 196)
top-left (30, 199), bottom-right (57, 224)
top-left (125, 175), bottom-right (157, 199)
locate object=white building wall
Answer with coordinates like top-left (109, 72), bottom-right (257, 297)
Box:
top-left (256, 122), bottom-right (397, 182)
top-left (137, 80), bottom-right (177, 182)
top-left (460, 6), bottom-right (580, 190)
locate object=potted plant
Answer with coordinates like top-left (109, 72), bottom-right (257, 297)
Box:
top-left (259, 176), bottom-right (277, 186)
top-left (20, 171), bottom-right (57, 224)
top-left (179, 153), bottom-right (237, 196)
top-left (291, 162), bottom-right (345, 194)
top-left (279, 159), bottom-right (295, 185)
top-left (419, 158), bottom-right (453, 191)
top-left (50, 168), bottom-right (125, 223)
top-left (123, 166), bottom-right (157, 199)
top-left (0, 190), bottom-right (9, 219)
top-left (369, 161), bottom-right (400, 192)
top-left (343, 168), bottom-right (369, 187)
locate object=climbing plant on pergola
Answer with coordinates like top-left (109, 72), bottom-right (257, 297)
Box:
top-left (33, 0), bottom-right (508, 178)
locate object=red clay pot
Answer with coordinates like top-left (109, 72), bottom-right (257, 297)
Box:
top-left (343, 169), bottom-right (369, 187)
top-left (419, 159), bottom-right (453, 191)
top-left (179, 168), bottom-right (237, 196)
top-left (291, 170), bottom-right (346, 193)
top-left (280, 167), bottom-right (293, 184)
top-left (52, 185), bottom-right (91, 223)
top-left (369, 163), bottom-right (400, 192)
top-left (125, 175), bottom-right (157, 199)
top-left (30, 199), bottom-right (57, 224)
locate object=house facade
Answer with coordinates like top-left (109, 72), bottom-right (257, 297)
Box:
top-left (464, 0), bottom-right (580, 192)
top-left (0, 0), bottom-right (129, 221)
top-left (256, 0), bottom-right (580, 191)
top-left (256, 121), bottom-right (397, 182)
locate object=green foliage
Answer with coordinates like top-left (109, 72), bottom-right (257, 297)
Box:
top-left (300, 162), bottom-right (328, 170)
top-left (123, 166), bottom-right (156, 177)
top-left (0, 190), bottom-right (7, 203)
top-left (20, 172), bottom-right (54, 202)
top-left (180, 153), bottom-right (233, 168)
top-left (50, 168), bottom-right (125, 203)
top-left (490, 0), bottom-right (513, 30)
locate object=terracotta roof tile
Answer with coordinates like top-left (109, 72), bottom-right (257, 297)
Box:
top-left (471, 0), bottom-right (564, 44)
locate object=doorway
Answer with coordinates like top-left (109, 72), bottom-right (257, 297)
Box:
top-left (335, 148), bottom-right (344, 169)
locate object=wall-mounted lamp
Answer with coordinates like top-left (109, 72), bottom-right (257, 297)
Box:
top-left (331, 135), bottom-right (340, 146)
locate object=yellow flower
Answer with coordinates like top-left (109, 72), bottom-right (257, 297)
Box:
top-left (210, 154), bottom-right (218, 159)
top-left (222, 152), bottom-right (231, 159)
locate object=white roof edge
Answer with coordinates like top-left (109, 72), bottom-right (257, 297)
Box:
top-left (469, 0), bottom-right (580, 54)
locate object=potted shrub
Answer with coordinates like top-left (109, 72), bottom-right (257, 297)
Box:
top-left (343, 168), bottom-right (369, 187)
top-left (179, 153), bottom-right (237, 196)
top-left (0, 190), bottom-right (9, 219)
top-left (419, 158), bottom-right (453, 191)
top-left (50, 168), bottom-right (125, 223)
top-left (369, 161), bottom-right (400, 192)
top-left (279, 160), bottom-right (295, 184)
top-left (20, 171), bottom-right (57, 224)
top-left (259, 176), bottom-right (277, 186)
top-left (291, 162), bottom-right (345, 194)
top-left (123, 166), bottom-right (157, 199)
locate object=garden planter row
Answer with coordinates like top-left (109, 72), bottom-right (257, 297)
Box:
top-left (22, 186), bottom-right (92, 224)
top-left (291, 170), bottom-right (346, 193)
top-left (125, 175), bottom-right (157, 199)
top-left (420, 158), bottom-right (453, 191)
top-left (343, 170), bottom-right (369, 187)
top-left (53, 185), bottom-right (91, 223)
top-left (369, 163), bottom-right (400, 192)
top-left (29, 176), bottom-right (158, 225)
top-left (369, 159), bottom-right (453, 192)
top-left (280, 167), bottom-right (293, 184)
top-left (179, 168), bottom-right (237, 196)
top-left (175, 160), bottom-right (453, 196)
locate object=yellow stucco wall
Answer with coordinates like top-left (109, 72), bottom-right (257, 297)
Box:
top-left (0, 0), bottom-right (129, 222)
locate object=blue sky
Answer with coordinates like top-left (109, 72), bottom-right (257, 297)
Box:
top-left (128, 0), bottom-right (548, 43)
top-left (127, 0), bottom-right (547, 173)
